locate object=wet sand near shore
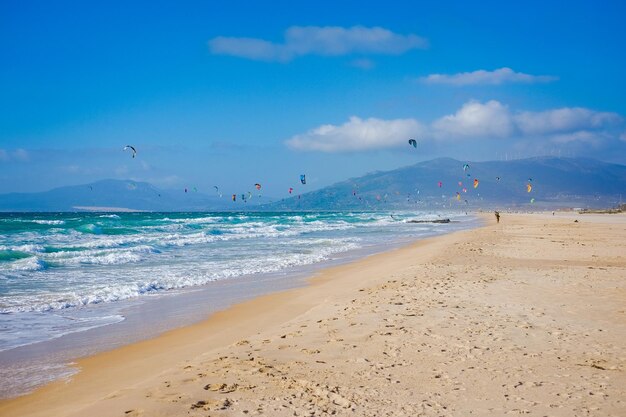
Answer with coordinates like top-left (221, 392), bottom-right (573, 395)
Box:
top-left (1, 213), bottom-right (624, 416)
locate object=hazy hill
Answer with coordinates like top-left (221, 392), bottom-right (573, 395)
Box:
top-left (1, 157), bottom-right (624, 212)
top-left (266, 157), bottom-right (626, 210)
top-left (0, 179), bottom-right (249, 212)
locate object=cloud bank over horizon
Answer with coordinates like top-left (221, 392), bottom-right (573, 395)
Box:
top-left (285, 100), bottom-right (624, 155)
top-left (209, 26), bottom-right (428, 62)
top-left (420, 67), bottom-right (558, 85)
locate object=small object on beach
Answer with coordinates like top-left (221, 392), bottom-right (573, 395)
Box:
top-left (407, 218), bottom-right (450, 224)
top-left (574, 219), bottom-right (579, 223)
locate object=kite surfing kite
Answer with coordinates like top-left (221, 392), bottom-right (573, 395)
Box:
top-left (456, 192), bottom-right (461, 201)
top-left (527, 183), bottom-right (533, 193)
top-left (288, 187), bottom-right (293, 194)
top-left (473, 179), bottom-right (479, 189)
top-left (300, 174), bottom-right (306, 185)
top-left (408, 139), bottom-right (417, 148)
top-left (232, 194), bottom-right (236, 201)
top-left (255, 183), bottom-right (262, 190)
top-left (438, 181), bottom-right (443, 188)
top-left (463, 163), bottom-right (470, 171)
top-left (123, 145), bottom-right (137, 158)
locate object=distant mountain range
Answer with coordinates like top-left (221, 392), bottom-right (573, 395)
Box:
top-left (1, 157), bottom-right (624, 212)
top-left (0, 179), bottom-right (249, 212)
top-left (267, 157), bottom-right (626, 210)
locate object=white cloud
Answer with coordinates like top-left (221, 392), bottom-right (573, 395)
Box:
top-left (209, 37), bottom-right (290, 61)
top-left (285, 116), bottom-right (424, 152)
top-left (421, 67), bottom-right (558, 85)
top-left (285, 100), bottom-right (624, 153)
top-left (548, 130), bottom-right (605, 145)
top-left (432, 100), bottom-right (515, 139)
top-left (209, 26), bottom-right (428, 62)
top-left (514, 107), bottom-right (622, 135)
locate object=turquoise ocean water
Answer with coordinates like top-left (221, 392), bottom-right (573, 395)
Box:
top-left (0, 210), bottom-right (476, 398)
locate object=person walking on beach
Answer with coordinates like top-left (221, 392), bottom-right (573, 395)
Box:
top-left (494, 211), bottom-right (500, 223)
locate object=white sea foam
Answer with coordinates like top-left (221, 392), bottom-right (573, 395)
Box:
top-left (0, 244), bottom-right (45, 253)
top-left (29, 220), bottom-right (66, 225)
top-left (1, 212), bottom-right (475, 331)
top-left (0, 256), bottom-right (45, 272)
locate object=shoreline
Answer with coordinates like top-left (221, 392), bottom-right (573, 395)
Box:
top-left (1, 212), bottom-right (625, 416)
top-left (0, 213), bottom-right (478, 400)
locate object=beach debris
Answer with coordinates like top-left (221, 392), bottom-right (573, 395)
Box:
top-left (407, 218), bottom-right (450, 224)
top-left (408, 138), bottom-right (417, 148)
top-left (123, 145), bottom-right (137, 158)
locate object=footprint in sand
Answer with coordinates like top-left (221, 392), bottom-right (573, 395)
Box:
top-left (190, 398), bottom-right (233, 411)
top-left (204, 382), bottom-right (239, 393)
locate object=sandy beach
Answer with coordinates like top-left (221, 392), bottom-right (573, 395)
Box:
top-left (1, 212), bottom-right (625, 416)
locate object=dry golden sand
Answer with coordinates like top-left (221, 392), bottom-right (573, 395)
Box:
top-left (1, 213), bottom-right (625, 416)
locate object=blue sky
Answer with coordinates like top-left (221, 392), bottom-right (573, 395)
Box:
top-left (1, 0), bottom-right (625, 195)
